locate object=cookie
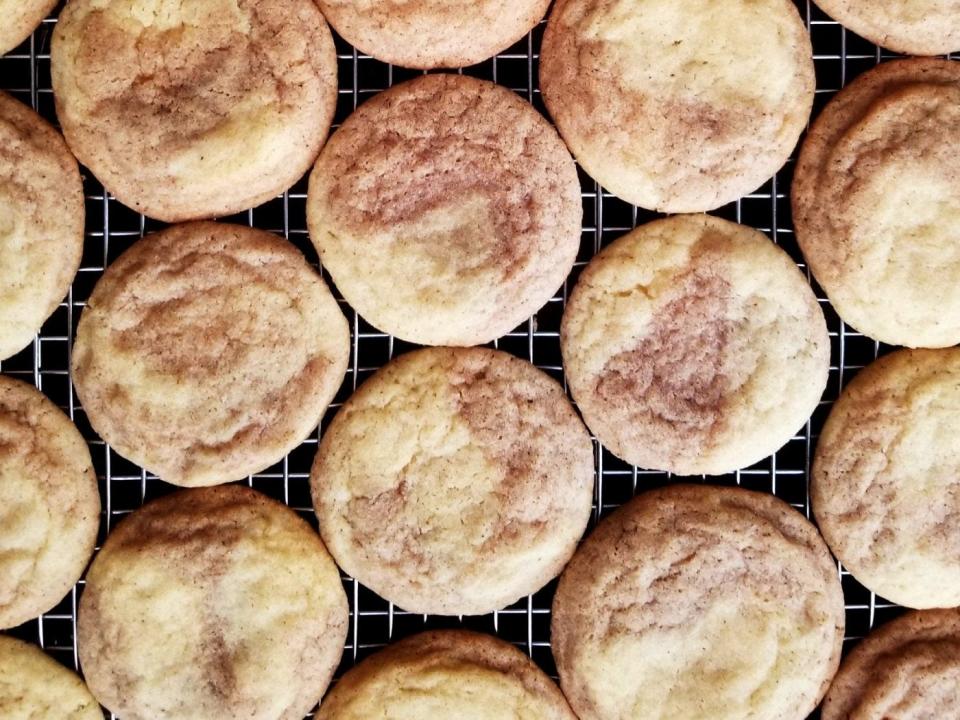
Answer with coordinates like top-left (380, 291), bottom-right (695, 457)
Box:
top-left (78, 485), bottom-right (348, 720)
top-left (793, 58), bottom-right (960, 348)
top-left (0, 635), bottom-right (101, 718)
top-left (0, 0), bottom-right (56, 56)
top-left (813, 348), bottom-right (960, 609)
top-left (561, 215), bottom-right (829, 476)
top-left (51, 0), bottom-right (338, 222)
top-left (815, 0), bottom-right (960, 56)
top-left (316, 0), bottom-right (550, 69)
top-left (540, 0), bottom-right (814, 212)
top-left (317, 631), bottom-right (575, 719)
top-left (307, 73), bottom-right (581, 346)
top-left (0, 376), bottom-right (99, 630)
top-left (311, 347), bottom-right (594, 615)
top-left (552, 484), bottom-right (845, 720)
top-left (822, 609), bottom-right (960, 720)
top-left (0, 91), bottom-right (84, 361)
top-left (73, 222), bottom-right (349, 487)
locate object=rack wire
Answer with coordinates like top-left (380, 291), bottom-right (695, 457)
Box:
top-left (0, 2), bottom-right (935, 717)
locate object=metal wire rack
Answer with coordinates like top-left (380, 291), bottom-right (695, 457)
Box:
top-left (0, 2), bottom-right (939, 717)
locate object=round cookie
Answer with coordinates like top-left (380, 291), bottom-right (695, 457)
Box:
top-left (815, 0), bottom-right (960, 56)
top-left (0, 635), bottom-right (101, 718)
top-left (0, 0), bottom-right (56, 56)
top-left (311, 347), bottom-right (594, 615)
top-left (813, 348), bottom-right (960, 609)
top-left (51, 0), bottom-right (338, 222)
top-left (540, 0), bottom-right (814, 213)
top-left (78, 484), bottom-right (348, 720)
top-left (316, 0), bottom-right (550, 69)
top-left (823, 609), bottom-right (960, 720)
top-left (793, 59), bottom-right (960, 348)
top-left (317, 631), bottom-right (576, 719)
top-left (0, 91), bottom-right (84, 361)
top-left (73, 222), bottom-right (349, 488)
top-left (552, 484), bottom-right (845, 720)
top-left (0, 376), bottom-right (99, 630)
top-left (561, 215), bottom-right (829, 476)
top-left (307, 73), bottom-right (582, 346)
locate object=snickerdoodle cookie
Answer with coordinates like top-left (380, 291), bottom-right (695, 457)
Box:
top-left (815, 0), bottom-right (960, 55)
top-left (0, 376), bottom-right (98, 630)
top-left (0, 635), bottom-right (101, 718)
top-left (0, 0), bottom-right (56, 56)
top-left (561, 215), bottom-right (828, 475)
top-left (73, 222), bottom-right (349, 487)
top-left (540, 0), bottom-right (814, 212)
top-left (316, 0), bottom-right (550, 69)
top-left (307, 73), bottom-right (581, 346)
top-left (51, 0), bottom-right (338, 222)
top-left (311, 347), bottom-right (594, 615)
top-left (813, 348), bottom-right (960, 609)
top-left (822, 609), bottom-right (960, 720)
top-left (78, 485), bottom-right (348, 720)
top-left (793, 58), bottom-right (960, 348)
top-left (0, 91), bottom-right (84, 361)
top-left (552, 484), bottom-right (845, 720)
top-left (317, 631), bottom-right (575, 719)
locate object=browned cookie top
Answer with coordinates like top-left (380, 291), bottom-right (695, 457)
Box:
top-left (0, 90), bottom-right (84, 361)
top-left (540, 0), bottom-right (814, 212)
top-left (0, 376), bottom-right (99, 630)
top-left (0, 636), bottom-right (101, 718)
top-left (813, 348), bottom-right (960, 609)
top-left (822, 609), bottom-right (960, 720)
top-left (0, 0), bottom-right (57, 55)
top-left (793, 58), bottom-right (960, 348)
top-left (307, 73), bottom-right (581, 346)
top-left (73, 222), bottom-right (350, 487)
top-left (815, 0), bottom-right (960, 55)
top-left (79, 485), bottom-right (348, 720)
top-left (316, 0), bottom-right (550, 69)
top-left (552, 484), bottom-right (845, 720)
top-left (561, 215), bottom-right (828, 475)
top-left (51, 0), bottom-right (338, 221)
top-left (312, 347), bottom-right (594, 615)
top-left (317, 631), bottom-right (575, 719)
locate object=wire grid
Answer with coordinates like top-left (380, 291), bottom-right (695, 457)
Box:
top-left (0, 2), bottom-right (937, 717)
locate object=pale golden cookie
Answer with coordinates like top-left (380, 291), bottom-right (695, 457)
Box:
top-left (73, 222), bottom-right (349, 487)
top-left (0, 91), bottom-right (84, 361)
top-left (822, 609), bottom-right (960, 720)
top-left (0, 0), bottom-right (56, 56)
top-left (815, 0), bottom-right (960, 56)
top-left (561, 215), bottom-right (829, 475)
top-left (813, 348), bottom-right (960, 609)
top-left (0, 635), bottom-right (101, 719)
top-left (51, 0), bottom-right (338, 222)
top-left (317, 631), bottom-right (576, 719)
top-left (552, 484), bottom-right (845, 720)
top-left (540, 0), bottom-right (814, 212)
top-left (312, 347), bottom-right (594, 615)
top-left (0, 376), bottom-right (99, 630)
top-left (307, 73), bottom-right (581, 346)
top-left (78, 485), bottom-right (348, 720)
top-left (793, 58), bottom-right (960, 348)
top-left (316, 0), bottom-right (550, 69)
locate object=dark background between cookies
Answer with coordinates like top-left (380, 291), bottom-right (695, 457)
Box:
top-left (0, 2), bottom-right (943, 718)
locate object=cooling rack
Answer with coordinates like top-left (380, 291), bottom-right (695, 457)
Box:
top-left (0, 2), bottom-right (938, 717)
